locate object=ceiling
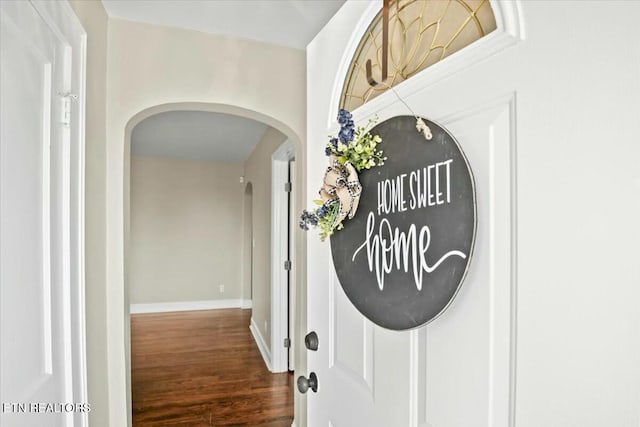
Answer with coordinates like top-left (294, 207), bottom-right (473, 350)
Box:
top-left (101, 0), bottom-right (345, 50)
top-left (131, 111), bottom-right (269, 162)
top-left (106, 0), bottom-right (346, 162)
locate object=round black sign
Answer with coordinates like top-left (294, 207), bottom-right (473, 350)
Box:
top-left (330, 116), bottom-right (476, 330)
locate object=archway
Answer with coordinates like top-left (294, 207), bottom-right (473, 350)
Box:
top-left (121, 101), bottom-right (305, 424)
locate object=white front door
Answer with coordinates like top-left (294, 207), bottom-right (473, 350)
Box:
top-left (1, 1), bottom-right (86, 426)
top-left (306, 3), bottom-right (523, 426)
top-left (305, 1), bottom-right (640, 427)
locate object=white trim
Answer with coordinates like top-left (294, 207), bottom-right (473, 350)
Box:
top-left (42, 56), bottom-right (53, 376)
top-left (250, 316), bottom-right (272, 371)
top-left (130, 299), bottom-right (252, 314)
top-left (491, 0), bottom-right (526, 40)
top-left (288, 158), bottom-right (297, 372)
top-left (270, 140), bottom-right (295, 373)
top-left (408, 329), bottom-right (420, 427)
top-left (241, 299), bottom-right (253, 309)
top-left (72, 26), bottom-right (89, 427)
top-left (327, 0), bottom-right (380, 128)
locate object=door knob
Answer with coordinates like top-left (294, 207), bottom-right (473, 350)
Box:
top-left (297, 372), bottom-right (318, 393)
top-left (304, 331), bottom-right (319, 351)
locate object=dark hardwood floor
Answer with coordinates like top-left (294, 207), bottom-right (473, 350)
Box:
top-left (131, 309), bottom-right (294, 427)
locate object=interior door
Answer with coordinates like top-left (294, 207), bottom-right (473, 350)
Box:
top-left (1, 1), bottom-right (86, 426)
top-left (305, 2), bottom-right (523, 426)
top-left (288, 159), bottom-right (296, 371)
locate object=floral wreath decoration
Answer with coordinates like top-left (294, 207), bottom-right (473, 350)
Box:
top-left (300, 109), bottom-right (386, 241)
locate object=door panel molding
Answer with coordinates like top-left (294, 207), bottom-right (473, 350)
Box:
top-left (410, 95), bottom-right (517, 427)
top-left (330, 273), bottom-right (375, 396)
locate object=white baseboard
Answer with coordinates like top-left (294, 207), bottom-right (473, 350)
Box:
top-left (130, 299), bottom-right (253, 314)
top-left (291, 421), bottom-right (298, 427)
top-left (249, 317), bottom-right (272, 371)
top-left (240, 299), bottom-right (252, 309)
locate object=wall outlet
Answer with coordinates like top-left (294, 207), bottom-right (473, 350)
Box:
top-left (264, 320), bottom-right (268, 333)
top-left (219, 285), bottom-right (224, 294)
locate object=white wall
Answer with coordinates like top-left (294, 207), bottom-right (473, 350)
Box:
top-left (130, 156), bottom-right (244, 305)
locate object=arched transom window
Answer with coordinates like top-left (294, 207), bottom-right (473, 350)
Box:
top-left (340, 0), bottom-right (497, 111)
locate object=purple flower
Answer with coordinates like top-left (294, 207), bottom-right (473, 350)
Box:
top-left (317, 204), bottom-right (329, 218)
top-left (337, 110), bottom-right (355, 143)
top-left (337, 109), bottom-right (352, 126)
top-left (338, 126), bottom-right (355, 143)
top-left (325, 146), bottom-right (333, 156)
top-left (330, 137), bottom-right (338, 148)
top-left (299, 209), bottom-right (319, 230)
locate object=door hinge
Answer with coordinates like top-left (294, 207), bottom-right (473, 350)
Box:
top-left (284, 338), bottom-right (291, 348)
top-left (284, 182), bottom-right (292, 192)
top-left (284, 260), bottom-right (292, 271)
top-left (59, 92), bottom-right (78, 127)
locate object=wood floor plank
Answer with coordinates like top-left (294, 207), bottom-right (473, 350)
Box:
top-left (132, 309), bottom-right (293, 427)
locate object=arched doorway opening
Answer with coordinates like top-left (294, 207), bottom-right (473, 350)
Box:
top-left (123, 102), bottom-right (305, 425)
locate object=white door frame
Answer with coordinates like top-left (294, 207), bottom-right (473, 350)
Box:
top-left (271, 140), bottom-right (295, 373)
top-left (43, 2), bottom-right (89, 423)
top-left (58, 3), bottom-right (89, 422)
top-left (242, 182), bottom-right (254, 308)
top-left (288, 158), bottom-right (297, 372)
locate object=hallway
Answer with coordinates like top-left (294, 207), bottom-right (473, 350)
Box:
top-left (131, 309), bottom-right (294, 426)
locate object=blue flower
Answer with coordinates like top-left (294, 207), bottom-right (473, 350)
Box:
top-left (339, 126), bottom-right (355, 143)
top-left (325, 146), bottom-right (333, 156)
top-left (337, 109), bottom-right (352, 126)
top-left (299, 209), bottom-right (319, 230)
top-left (330, 137), bottom-right (338, 148)
top-left (317, 204), bottom-right (328, 218)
